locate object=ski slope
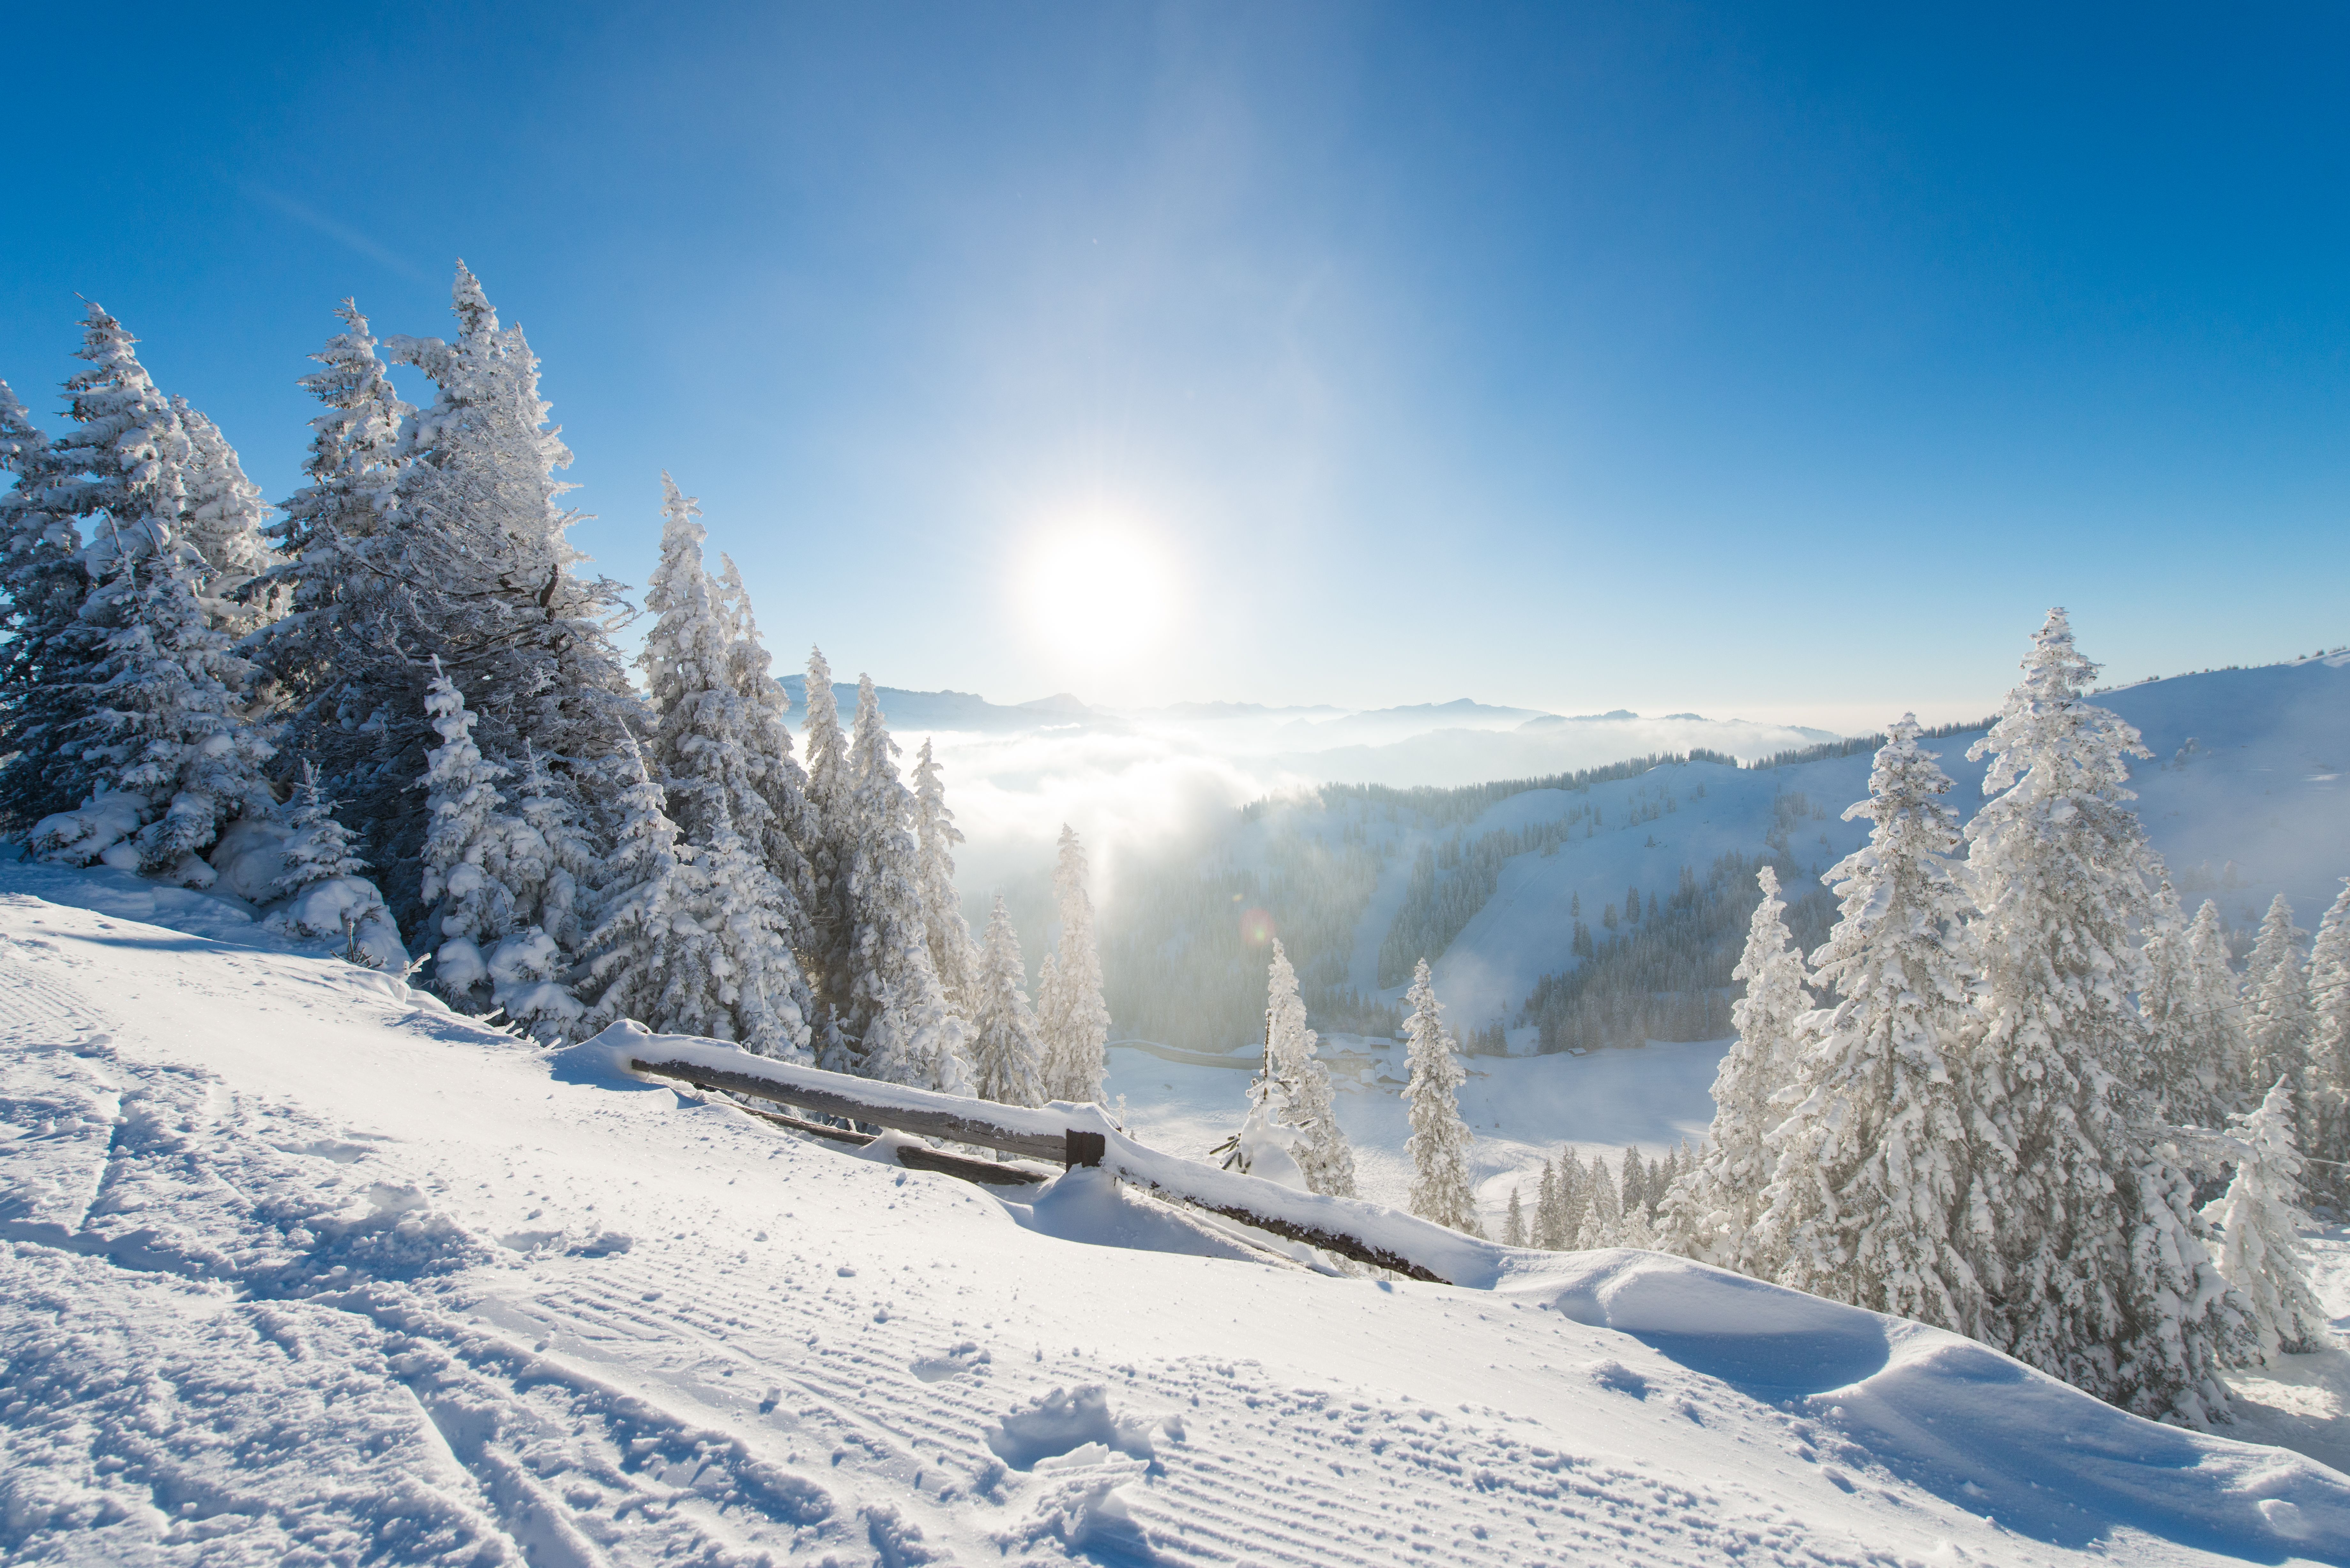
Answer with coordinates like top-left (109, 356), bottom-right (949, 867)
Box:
top-left (4, 872), bottom-right (2348, 1565)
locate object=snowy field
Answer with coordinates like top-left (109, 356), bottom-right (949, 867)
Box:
top-left (5, 868), bottom-right (2350, 1565)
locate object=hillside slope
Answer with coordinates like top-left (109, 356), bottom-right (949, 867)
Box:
top-left (3, 879), bottom-right (2347, 1565)
top-left (1144, 655), bottom-right (2350, 1037)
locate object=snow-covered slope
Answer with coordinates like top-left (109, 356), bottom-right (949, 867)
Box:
top-left (4, 878), bottom-right (2347, 1565)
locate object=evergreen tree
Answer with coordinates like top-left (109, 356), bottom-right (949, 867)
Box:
top-left (2145, 884), bottom-right (2255, 1131)
top-left (581, 742), bottom-right (721, 1040)
top-left (2306, 881), bottom-right (2350, 1204)
top-left (2203, 1080), bottom-right (2325, 1365)
top-left (1262, 939), bottom-right (1357, 1197)
top-left (1534, 1160), bottom-right (1564, 1249)
top-left (1619, 1145), bottom-right (1649, 1217)
top-left (1555, 1150), bottom-right (1589, 1246)
top-left (509, 744), bottom-right (598, 955)
top-left (2244, 894), bottom-right (2313, 1124)
top-left (969, 895), bottom-right (1048, 1107)
top-left (799, 646), bottom-right (855, 1047)
top-left (912, 739), bottom-right (982, 1019)
top-left (1962, 609), bottom-right (2237, 1427)
top-left (246, 302), bottom-right (416, 876)
top-left (1503, 1186), bottom-right (1527, 1247)
top-left (275, 761), bottom-right (369, 893)
top-left (1578, 1152), bottom-right (1624, 1247)
top-left (1750, 717), bottom-right (1987, 1334)
top-left (715, 554), bottom-right (819, 936)
top-left (838, 675), bottom-right (969, 1091)
top-left (415, 667), bottom-right (521, 1006)
top-left (1656, 865), bottom-right (1809, 1270)
top-left (26, 308), bottom-right (276, 874)
top-left (170, 397), bottom-right (277, 628)
top-left (1401, 959), bottom-right (1478, 1234)
top-left (0, 376), bottom-right (91, 829)
top-left (635, 474), bottom-right (815, 1045)
top-left (314, 265), bottom-right (636, 925)
top-left (1036, 824), bottom-right (1112, 1104)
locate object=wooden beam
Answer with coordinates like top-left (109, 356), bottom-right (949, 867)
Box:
top-left (723, 1098), bottom-right (1049, 1187)
top-left (631, 1056), bottom-right (1065, 1163)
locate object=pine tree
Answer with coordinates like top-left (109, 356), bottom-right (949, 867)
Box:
top-left (1534, 1160), bottom-right (1564, 1248)
top-left (1036, 824), bottom-right (1112, 1104)
top-left (2203, 1080), bottom-right (2325, 1365)
top-left (302, 265), bottom-right (636, 926)
top-left (1503, 1186), bottom-right (1527, 1248)
top-left (26, 308), bottom-right (276, 874)
top-left (635, 474), bottom-right (815, 1048)
top-left (837, 676), bottom-right (969, 1091)
top-left (912, 739), bottom-right (982, 1019)
top-left (969, 895), bottom-right (1048, 1107)
top-left (714, 554), bottom-right (819, 937)
top-left (2184, 901), bottom-right (2255, 1121)
top-left (247, 302), bottom-right (416, 879)
top-left (1655, 865), bottom-right (1809, 1270)
top-left (1578, 1152), bottom-right (1624, 1247)
top-left (415, 667), bottom-right (520, 1006)
top-left (0, 376), bottom-right (92, 830)
top-left (2306, 881), bottom-right (2350, 1204)
top-left (581, 741), bottom-right (722, 1039)
top-left (1401, 959), bottom-right (1478, 1234)
top-left (276, 762), bottom-right (369, 893)
top-left (2244, 894), bottom-right (2313, 1124)
top-left (1749, 717), bottom-right (1987, 1334)
top-left (1253, 939), bottom-right (1358, 1197)
top-left (1962, 609), bottom-right (2237, 1427)
top-left (509, 744), bottom-right (598, 955)
top-left (170, 397), bottom-right (277, 629)
top-left (1556, 1151), bottom-right (1589, 1246)
top-left (1619, 1145), bottom-right (1649, 1218)
top-left (799, 646), bottom-right (855, 1044)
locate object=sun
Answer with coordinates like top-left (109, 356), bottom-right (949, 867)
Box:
top-left (1017, 523), bottom-right (1177, 665)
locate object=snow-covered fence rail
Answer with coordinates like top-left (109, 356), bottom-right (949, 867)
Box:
top-left (588, 1021), bottom-right (1509, 1288)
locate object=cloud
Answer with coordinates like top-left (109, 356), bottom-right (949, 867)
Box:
top-left (240, 182), bottom-right (428, 282)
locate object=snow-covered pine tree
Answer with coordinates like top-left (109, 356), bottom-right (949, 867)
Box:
top-left (969, 895), bottom-right (1048, 1106)
top-left (331, 265), bottom-right (637, 924)
top-left (635, 474), bottom-right (814, 1054)
top-left (1401, 959), bottom-right (1479, 1234)
top-left (509, 744), bottom-right (598, 956)
top-left (0, 376), bottom-right (92, 830)
top-left (1962, 608), bottom-right (2237, 1427)
top-left (1749, 716), bottom-right (1986, 1334)
top-left (27, 308), bottom-right (277, 875)
top-left (247, 302), bottom-right (416, 877)
top-left (415, 667), bottom-right (521, 1007)
top-left (170, 396), bottom-right (278, 629)
top-left (1263, 938), bottom-right (1358, 1197)
top-left (2306, 881), bottom-right (2350, 1204)
top-left (799, 646), bottom-right (855, 1046)
top-left (714, 554), bottom-right (819, 934)
top-left (2203, 1079), bottom-right (2326, 1365)
top-left (1504, 1186), bottom-right (1527, 1247)
top-left (837, 676), bottom-right (969, 1091)
top-left (2183, 901), bottom-right (2255, 1124)
top-left (277, 762), bottom-right (369, 893)
top-left (580, 740), bottom-right (720, 1039)
top-left (1578, 1152), bottom-right (1624, 1247)
top-left (1555, 1151), bottom-right (1589, 1247)
top-left (1036, 824), bottom-right (1112, 1104)
top-left (1534, 1160), bottom-right (1564, 1249)
top-left (912, 739), bottom-right (982, 1019)
top-left (1619, 1146), bottom-right (1649, 1218)
top-left (2244, 894), bottom-right (2313, 1124)
top-left (1655, 865), bottom-right (1810, 1271)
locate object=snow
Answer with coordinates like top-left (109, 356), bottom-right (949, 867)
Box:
top-left (6, 866), bottom-right (2348, 1564)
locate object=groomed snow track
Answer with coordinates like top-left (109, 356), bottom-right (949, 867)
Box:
top-left (4, 883), bottom-right (2348, 1566)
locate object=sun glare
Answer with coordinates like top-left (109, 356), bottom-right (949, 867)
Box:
top-left (1018, 523), bottom-right (1177, 666)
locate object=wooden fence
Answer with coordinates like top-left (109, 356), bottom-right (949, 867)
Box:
top-left (593, 1022), bottom-right (1510, 1289)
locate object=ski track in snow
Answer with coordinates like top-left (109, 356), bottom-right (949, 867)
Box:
top-left (3, 883), bottom-right (2347, 1565)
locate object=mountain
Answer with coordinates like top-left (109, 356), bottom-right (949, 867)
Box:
top-left (0, 864), bottom-right (2342, 1562)
top-left (1095, 655), bottom-right (2350, 1052)
top-left (777, 675), bottom-right (1122, 735)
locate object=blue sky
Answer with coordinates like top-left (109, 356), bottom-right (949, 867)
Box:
top-left (3, 3), bottom-right (2344, 727)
